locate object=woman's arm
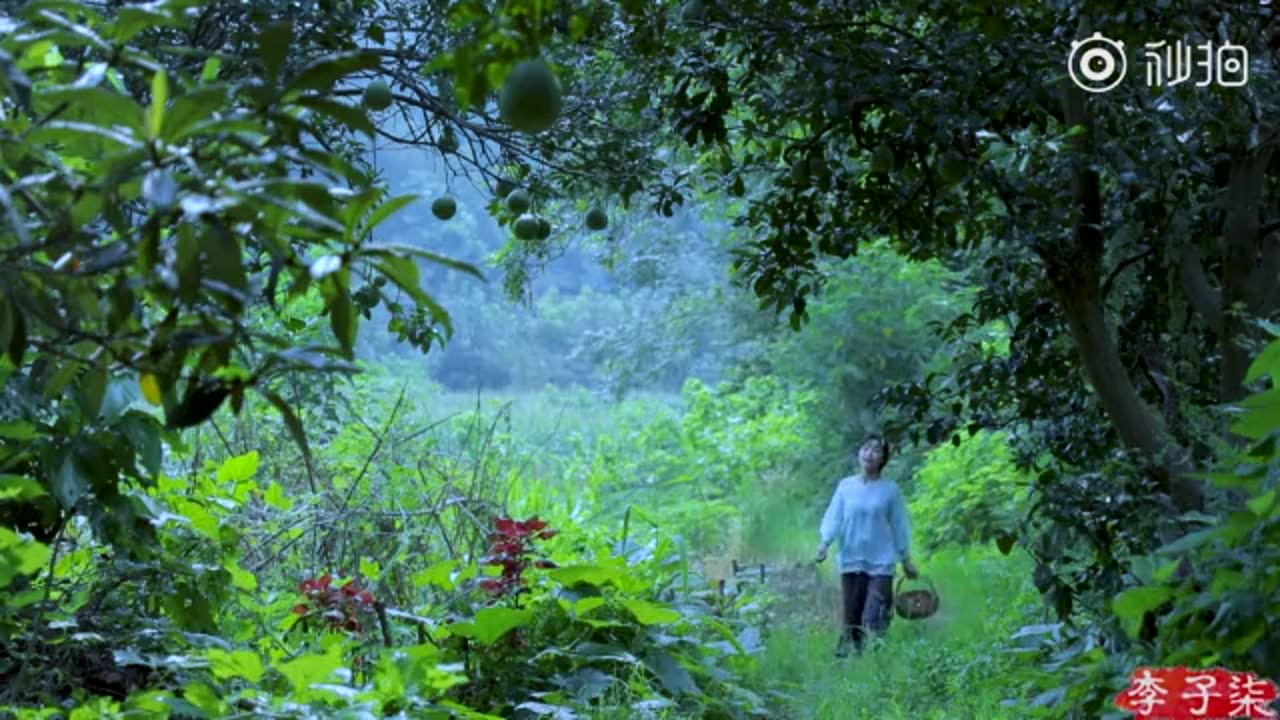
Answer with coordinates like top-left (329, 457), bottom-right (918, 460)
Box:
top-left (816, 483), bottom-right (843, 561)
top-left (889, 484), bottom-right (918, 577)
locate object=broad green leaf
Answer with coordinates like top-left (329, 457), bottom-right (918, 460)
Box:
top-left (644, 651), bottom-right (699, 696)
top-left (208, 649), bottom-right (263, 683)
top-left (0, 475), bottom-right (47, 501)
top-left (111, 5), bottom-right (185, 43)
top-left (359, 194), bottom-right (419, 241)
top-left (449, 607), bottom-right (532, 645)
top-left (1245, 338), bottom-right (1280, 384)
top-left (619, 598), bottom-right (681, 625)
top-left (263, 481), bottom-right (293, 511)
top-left (328, 286), bottom-right (357, 352)
top-left (295, 95), bottom-right (375, 138)
top-left (258, 22), bottom-right (294, 83)
top-left (286, 51), bottom-right (382, 94)
top-left (368, 243), bottom-right (485, 280)
top-left (201, 57), bottom-right (222, 83)
top-left (277, 646), bottom-right (344, 691)
top-left (162, 586), bottom-right (215, 632)
top-left (40, 86), bottom-right (144, 132)
top-left (1112, 585), bottom-right (1172, 621)
top-left (79, 367), bottom-right (108, 419)
top-left (0, 421), bottom-right (38, 440)
top-left (412, 560), bottom-right (458, 590)
top-left (162, 87), bottom-right (230, 143)
top-left (1246, 488), bottom-right (1277, 518)
top-left (147, 69), bottom-right (168, 139)
top-left (217, 452), bottom-right (261, 483)
top-left (181, 682), bottom-right (225, 714)
top-left (0, 527), bottom-right (51, 588)
top-left (1232, 388), bottom-right (1280, 440)
top-left (548, 564), bottom-right (624, 588)
top-left (120, 413), bottom-right (162, 477)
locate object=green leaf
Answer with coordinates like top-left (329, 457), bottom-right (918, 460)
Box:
top-left (0, 528), bottom-right (52, 588)
top-left (1112, 585), bottom-right (1172, 621)
top-left (162, 87), bottom-right (231, 143)
top-left (111, 5), bottom-right (186, 43)
top-left (412, 560), bottom-right (457, 590)
top-left (369, 243), bottom-right (485, 281)
top-left (79, 367), bottom-right (108, 419)
top-left (258, 22), bottom-right (293, 83)
top-left (1245, 338), bottom-right (1280, 384)
top-left (201, 57), bottom-right (222, 84)
top-left (547, 564), bottom-right (623, 588)
top-left (449, 607), bottom-right (532, 645)
top-left (359, 194), bottom-right (419, 241)
top-left (277, 646), bottom-right (344, 691)
top-left (147, 68), bottom-right (168, 139)
top-left (1232, 388), bottom-right (1280, 440)
top-left (165, 380), bottom-right (229, 429)
top-left (644, 651), bottom-right (699, 696)
top-left (295, 95), bottom-right (375, 138)
top-left (208, 649), bottom-right (264, 683)
top-left (286, 51), bottom-right (382, 94)
top-left (0, 421), bottom-right (38, 440)
top-left (619, 598), bottom-right (681, 625)
top-left (40, 86), bottom-right (144, 133)
top-left (0, 475), bottom-right (47, 501)
top-left (263, 481), bottom-right (293, 511)
top-left (1246, 488), bottom-right (1278, 518)
top-left (217, 452), bottom-right (261, 483)
top-left (328, 286), bottom-right (357, 353)
top-left (120, 412), bottom-right (162, 478)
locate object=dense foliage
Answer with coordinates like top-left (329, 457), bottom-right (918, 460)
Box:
top-left (2, 0), bottom-right (1278, 718)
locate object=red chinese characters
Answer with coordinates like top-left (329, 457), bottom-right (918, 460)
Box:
top-left (1115, 666), bottom-right (1278, 720)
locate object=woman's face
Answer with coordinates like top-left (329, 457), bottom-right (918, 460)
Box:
top-left (859, 441), bottom-right (885, 472)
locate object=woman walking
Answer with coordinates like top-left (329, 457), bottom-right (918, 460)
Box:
top-left (815, 435), bottom-right (918, 657)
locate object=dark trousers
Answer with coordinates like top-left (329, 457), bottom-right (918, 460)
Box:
top-left (838, 572), bottom-right (893, 655)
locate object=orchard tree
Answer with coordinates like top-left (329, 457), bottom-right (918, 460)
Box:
top-left (0, 0), bottom-right (675, 562)
top-left (608, 0), bottom-right (1280, 514)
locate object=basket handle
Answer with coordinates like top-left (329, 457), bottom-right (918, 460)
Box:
top-left (895, 575), bottom-right (936, 594)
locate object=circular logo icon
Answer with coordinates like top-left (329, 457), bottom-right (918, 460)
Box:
top-left (1067, 32), bottom-right (1127, 93)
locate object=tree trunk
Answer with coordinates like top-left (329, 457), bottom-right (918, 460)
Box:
top-left (1220, 145), bottom-right (1274, 404)
top-left (1051, 80), bottom-right (1204, 512)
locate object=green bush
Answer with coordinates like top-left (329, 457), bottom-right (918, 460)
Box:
top-left (909, 430), bottom-right (1029, 551)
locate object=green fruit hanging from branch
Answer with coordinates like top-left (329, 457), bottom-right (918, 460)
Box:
top-left (514, 214), bottom-right (541, 240)
top-left (363, 80), bottom-right (393, 110)
top-left (499, 58), bottom-right (562, 134)
top-left (505, 189), bottom-right (531, 215)
top-left (585, 205), bottom-right (608, 231)
top-left (432, 196), bottom-right (456, 220)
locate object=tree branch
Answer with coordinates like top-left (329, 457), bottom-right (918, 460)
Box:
top-left (1179, 244), bottom-right (1225, 335)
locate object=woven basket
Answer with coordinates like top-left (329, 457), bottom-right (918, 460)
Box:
top-left (894, 576), bottom-right (940, 620)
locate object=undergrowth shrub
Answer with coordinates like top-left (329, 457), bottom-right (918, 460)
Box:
top-left (909, 430), bottom-right (1029, 551)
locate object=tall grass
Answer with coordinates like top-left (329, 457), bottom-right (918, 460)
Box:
top-left (749, 544), bottom-right (1041, 719)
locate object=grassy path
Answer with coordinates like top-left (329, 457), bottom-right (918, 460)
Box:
top-left (742, 544), bottom-right (1040, 719)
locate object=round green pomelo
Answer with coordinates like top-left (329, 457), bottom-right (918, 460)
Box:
top-left (505, 189), bottom-right (531, 215)
top-left (495, 178), bottom-right (516, 198)
top-left (514, 214), bottom-right (541, 240)
top-left (585, 205), bottom-right (608, 231)
top-left (535, 218), bottom-right (552, 240)
top-left (363, 81), bottom-right (393, 110)
top-left (499, 58), bottom-right (563, 134)
top-left (432, 196), bottom-right (457, 220)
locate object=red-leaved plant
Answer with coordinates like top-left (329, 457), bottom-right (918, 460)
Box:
top-left (292, 573), bottom-right (377, 635)
top-left (479, 516), bottom-right (558, 604)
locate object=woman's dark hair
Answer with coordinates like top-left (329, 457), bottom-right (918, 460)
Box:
top-left (859, 434), bottom-right (892, 471)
